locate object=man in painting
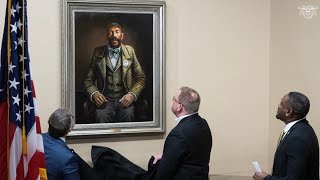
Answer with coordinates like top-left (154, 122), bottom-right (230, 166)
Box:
top-left (84, 22), bottom-right (145, 123)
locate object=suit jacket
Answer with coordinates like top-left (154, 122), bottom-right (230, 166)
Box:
top-left (153, 113), bottom-right (212, 180)
top-left (91, 145), bottom-right (161, 180)
top-left (43, 133), bottom-right (81, 180)
top-left (91, 145), bottom-right (147, 180)
top-left (84, 44), bottom-right (145, 99)
top-left (265, 119), bottom-right (319, 180)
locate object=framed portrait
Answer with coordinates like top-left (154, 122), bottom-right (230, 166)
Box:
top-left (61, 0), bottom-right (165, 137)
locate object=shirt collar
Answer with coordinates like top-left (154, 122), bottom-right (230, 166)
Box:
top-left (108, 45), bottom-right (121, 51)
top-left (283, 117), bottom-right (305, 133)
top-left (175, 112), bottom-right (198, 124)
top-left (59, 137), bottom-right (66, 142)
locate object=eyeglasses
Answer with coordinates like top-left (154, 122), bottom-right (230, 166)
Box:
top-left (172, 96), bottom-right (184, 106)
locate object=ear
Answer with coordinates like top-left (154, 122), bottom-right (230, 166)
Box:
top-left (286, 108), bottom-right (293, 117)
top-left (120, 33), bottom-right (124, 40)
top-left (178, 103), bottom-right (184, 111)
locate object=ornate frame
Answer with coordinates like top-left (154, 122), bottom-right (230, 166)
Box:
top-left (61, 0), bottom-right (165, 137)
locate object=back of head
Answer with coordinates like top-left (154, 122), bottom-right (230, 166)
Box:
top-left (178, 86), bottom-right (201, 114)
top-left (48, 107), bottom-right (74, 138)
top-left (288, 92), bottom-right (310, 119)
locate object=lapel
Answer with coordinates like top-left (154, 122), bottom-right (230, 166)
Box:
top-left (120, 44), bottom-right (133, 80)
top-left (105, 57), bottom-right (113, 72)
top-left (97, 47), bottom-right (108, 78)
top-left (113, 55), bottom-right (122, 72)
top-left (274, 119), bottom-right (307, 156)
top-left (98, 58), bottom-right (107, 78)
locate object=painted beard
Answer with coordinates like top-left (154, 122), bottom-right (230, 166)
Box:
top-left (108, 37), bottom-right (121, 48)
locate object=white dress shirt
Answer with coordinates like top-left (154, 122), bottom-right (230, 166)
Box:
top-left (281, 117), bottom-right (305, 140)
top-left (175, 112), bottom-right (198, 124)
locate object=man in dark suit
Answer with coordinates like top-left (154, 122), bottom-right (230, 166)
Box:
top-left (253, 92), bottom-right (319, 180)
top-left (43, 108), bottom-right (81, 180)
top-left (152, 86), bottom-right (212, 180)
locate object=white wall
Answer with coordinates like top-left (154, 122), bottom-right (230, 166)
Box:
top-left (0, 0), bottom-right (270, 176)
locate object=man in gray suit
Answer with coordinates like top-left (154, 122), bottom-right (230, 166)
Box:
top-left (84, 22), bottom-right (145, 123)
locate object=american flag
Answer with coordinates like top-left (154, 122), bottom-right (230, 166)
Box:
top-left (0, 0), bottom-right (47, 180)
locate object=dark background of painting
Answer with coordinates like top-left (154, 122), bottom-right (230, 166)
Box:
top-left (74, 12), bottom-right (153, 124)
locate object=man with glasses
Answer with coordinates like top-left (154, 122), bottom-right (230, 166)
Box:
top-left (152, 86), bottom-right (212, 180)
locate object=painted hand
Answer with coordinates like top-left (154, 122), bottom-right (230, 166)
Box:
top-left (92, 92), bottom-right (107, 108)
top-left (119, 93), bottom-right (135, 108)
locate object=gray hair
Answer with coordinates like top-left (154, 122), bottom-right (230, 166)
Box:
top-left (288, 92), bottom-right (310, 119)
top-left (48, 107), bottom-right (74, 138)
top-left (178, 86), bottom-right (201, 113)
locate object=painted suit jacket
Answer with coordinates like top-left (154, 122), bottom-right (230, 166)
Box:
top-left (84, 44), bottom-right (145, 99)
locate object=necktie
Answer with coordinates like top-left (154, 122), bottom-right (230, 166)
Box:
top-left (109, 48), bottom-right (120, 57)
top-left (277, 130), bottom-right (285, 146)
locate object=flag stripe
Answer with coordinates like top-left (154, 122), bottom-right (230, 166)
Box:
top-left (10, 128), bottom-right (22, 180)
top-left (15, 155), bottom-right (24, 180)
top-left (0, 102), bottom-right (9, 180)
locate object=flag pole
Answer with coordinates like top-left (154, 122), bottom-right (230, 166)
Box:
top-left (6, 0), bottom-right (12, 179)
top-left (21, 0), bottom-right (27, 156)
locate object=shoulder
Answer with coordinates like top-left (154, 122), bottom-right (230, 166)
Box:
top-left (169, 117), bottom-right (195, 136)
top-left (92, 46), bottom-right (106, 57)
top-left (286, 120), bottom-right (317, 145)
top-left (42, 133), bottom-right (54, 143)
top-left (122, 44), bottom-right (135, 52)
top-left (291, 120), bottom-right (315, 135)
top-left (123, 44), bottom-right (133, 49)
top-left (94, 45), bottom-right (105, 51)
top-left (177, 114), bottom-right (211, 136)
top-left (179, 114), bottom-right (207, 127)
top-left (43, 135), bottom-right (70, 155)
